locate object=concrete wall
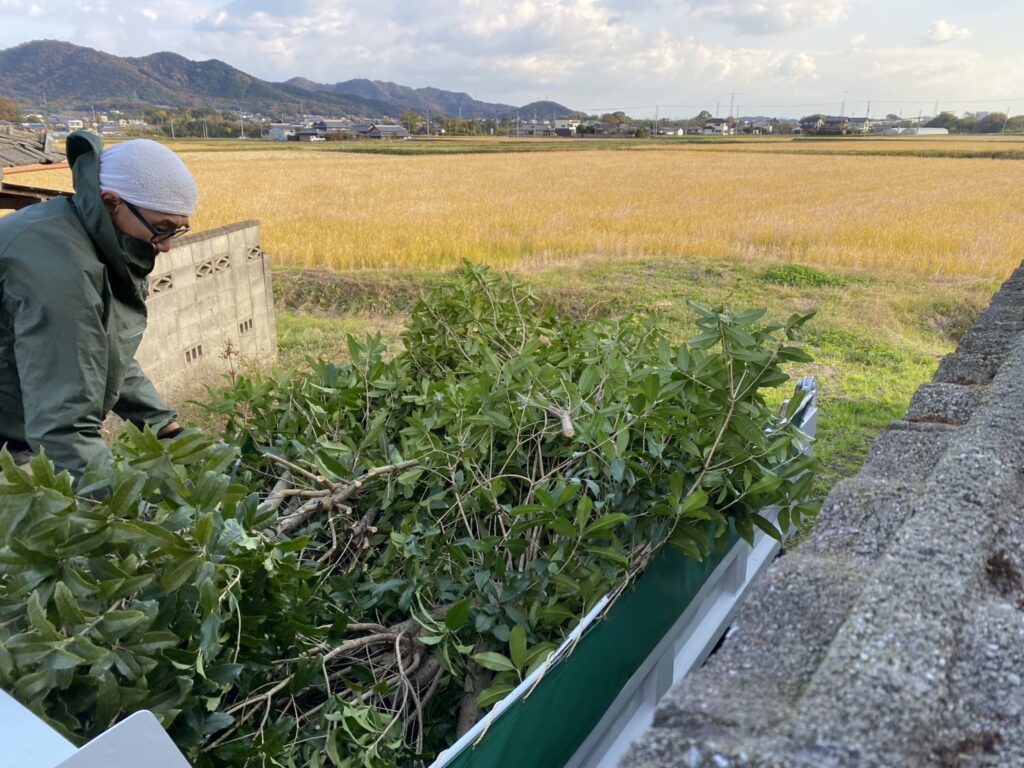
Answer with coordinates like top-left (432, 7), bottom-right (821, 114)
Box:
top-left (136, 220), bottom-right (276, 388)
top-left (622, 262), bottom-right (1024, 768)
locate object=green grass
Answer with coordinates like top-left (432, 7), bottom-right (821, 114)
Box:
top-left (760, 264), bottom-right (851, 288)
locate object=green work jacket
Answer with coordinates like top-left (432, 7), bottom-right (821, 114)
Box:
top-left (0, 130), bottom-right (176, 475)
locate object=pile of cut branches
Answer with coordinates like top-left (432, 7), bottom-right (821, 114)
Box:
top-left (0, 264), bottom-right (817, 767)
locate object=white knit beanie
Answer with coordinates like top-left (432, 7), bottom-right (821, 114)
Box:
top-left (99, 140), bottom-right (198, 216)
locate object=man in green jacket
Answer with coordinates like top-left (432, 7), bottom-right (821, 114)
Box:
top-left (0, 130), bottom-right (197, 476)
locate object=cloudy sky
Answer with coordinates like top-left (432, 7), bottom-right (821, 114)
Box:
top-left (1, 0), bottom-right (1021, 118)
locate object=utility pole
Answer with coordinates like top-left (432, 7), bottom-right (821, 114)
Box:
top-left (203, 117), bottom-right (208, 139)
top-left (654, 104), bottom-right (659, 137)
top-left (239, 115), bottom-right (245, 138)
top-left (866, 100), bottom-right (871, 119)
top-left (728, 90), bottom-right (736, 120)
top-left (840, 90), bottom-right (849, 118)
top-left (170, 118), bottom-right (175, 139)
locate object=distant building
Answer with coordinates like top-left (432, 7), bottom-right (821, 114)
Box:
top-left (799, 116), bottom-right (824, 134)
top-left (554, 117), bottom-right (580, 137)
top-left (520, 121), bottom-right (555, 137)
top-left (367, 124), bottom-right (409, 139)
top-left (703, 118), bottom-right (731, 135)
top-left (819, 116), bottom-right (851, 135)
top-left (313, 119), bottom-right (351, 130)
top-left (581, 120), bottom-right (620, 135)
top-left (848, 117), bottom-right (871, 134)
top-left (268, 123), bottom-right (294, 141)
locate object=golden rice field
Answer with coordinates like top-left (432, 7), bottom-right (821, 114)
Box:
top-left (12, 137), bottom-right (1024, 279)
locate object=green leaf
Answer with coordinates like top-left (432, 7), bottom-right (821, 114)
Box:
top-left (747, 474), bottom-right (783, 495)
top-left (0, 450), bottom-right (35, 491)
top-left (107, 472), bottom-right (148, 518)
top-left (27, 591), bottom-right (61, 641)
top-left (585, 546), bottom-right (630, 568)
top-left (160, 557), bottom-right (199, 592)
top-left (784, 389), bottom-right (807, 421)
top-left (472, 651), bottom-right (517, 673)
top-left (751, 514), bottom-right (783, 542)
top-left (681, 489), bottom-right (709, 516)
top-left (509, 624), bottom-right (528, 670)
top-left (476, 682), bottom-right (515, 709)
top-left (99, 610), bottom-right (149, 636)
top-left (195, 514), bottom-right (216, 550)
top-left (583, 513), bottom-right (630, 539)
top-left (642, 373), bottom-right (661, 405)
top-left (574, 495), bottom-right (594, 530)
top-left (53, 582), bottom-right (86, 625)
top-left (444, 596), bottom-right (473, 631)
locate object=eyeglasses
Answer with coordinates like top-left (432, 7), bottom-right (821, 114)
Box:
top-left (122, 199), bottom-right (191, 244)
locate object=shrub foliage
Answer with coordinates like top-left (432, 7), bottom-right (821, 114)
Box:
top-left (0, 265), bottom-right (817, 766)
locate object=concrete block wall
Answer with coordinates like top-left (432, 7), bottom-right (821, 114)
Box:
top-left (136, 220), bottom-right (276, 388)
top-left (621, 262), bottom-right (1024, 768)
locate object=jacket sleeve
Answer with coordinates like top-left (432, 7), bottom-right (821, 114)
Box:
top-left (112, 360), bottom-right (177, 432)
top-left (6, 254), bottom-right (111, 476)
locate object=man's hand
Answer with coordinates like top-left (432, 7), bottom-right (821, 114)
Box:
top-left (157, 421), bottom-right (184, 439)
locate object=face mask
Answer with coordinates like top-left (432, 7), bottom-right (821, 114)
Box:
top-left (116, 228), bottom-right (159, 279)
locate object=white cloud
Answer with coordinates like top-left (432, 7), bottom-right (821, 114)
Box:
top-left (3, 0), bottom-right (1023, 118)
top-left (920, 19), bottom-right (971, 46)
top-left (775, 52), bottom-right (818, 79)
top-left (687, 0), bottom-right (851, 35)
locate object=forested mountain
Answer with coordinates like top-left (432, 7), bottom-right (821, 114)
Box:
top-left (0, 40), bottom-right (577, 118)
top-left (285, 77), bottom-right (574, 120)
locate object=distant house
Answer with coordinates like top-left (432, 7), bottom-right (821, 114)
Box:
top-left (750, 120), bottom-right (774, 135)
top-left (554, 117), bottom-right (580, 137)
top-left (367, 124), bottom-right (409, 140)
top-left (703, 118), bottom-right (731, 135)
top-left (847, 117), bottom-right (871, 134)
top-left (521, 122), bottom-right (555, 137)
top-left (819, 116), bottom-right (851, 135)
top-left (295, 129), bottom-right (326, 142)
top-left (268, 123), bottom-right (294, 141)
top-left (799, 116), bottom-right (824, 134)
top-left (313, 119), bottom-right (351, 131)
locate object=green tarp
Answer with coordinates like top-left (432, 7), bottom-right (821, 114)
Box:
top-left (442, 532), bottom-right (738, 768)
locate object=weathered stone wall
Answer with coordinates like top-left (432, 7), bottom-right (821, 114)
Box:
top-left (136, 220), bottom-right (276, 389)
top-left (622, 263), bottom-right (1024, 768)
